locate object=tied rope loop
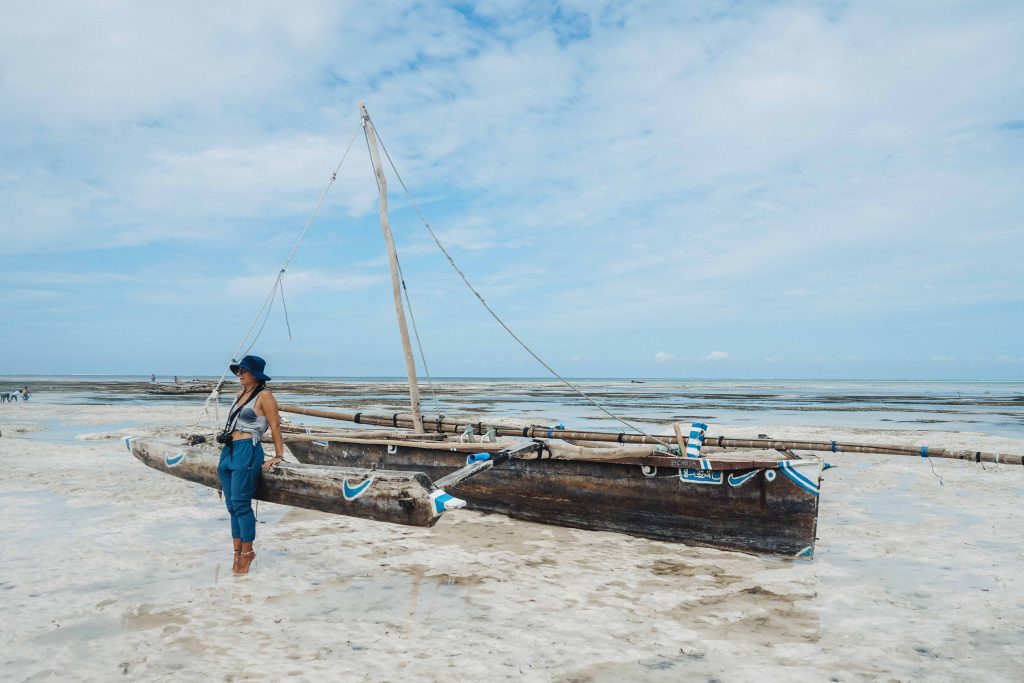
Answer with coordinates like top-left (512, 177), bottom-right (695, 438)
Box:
top-left (914, 444), bottom-right (943, 485)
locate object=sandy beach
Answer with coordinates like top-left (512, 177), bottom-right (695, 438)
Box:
top-left (2, 398), bottom-right (1023, 681)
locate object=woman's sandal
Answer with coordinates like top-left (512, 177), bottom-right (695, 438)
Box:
top-left (236, 550), bottom-right (256, 574)
top-left (232, 550), bottom-right (241, 573)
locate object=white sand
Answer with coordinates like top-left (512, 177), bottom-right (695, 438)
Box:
top-left (2, 401), bottom-right (1023, 681)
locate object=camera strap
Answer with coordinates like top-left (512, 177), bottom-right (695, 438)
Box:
top-left (224, 384), bottom-right (265, 433)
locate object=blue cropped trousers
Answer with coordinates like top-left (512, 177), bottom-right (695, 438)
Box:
top-left (218, 439), bottom-right (264, 542)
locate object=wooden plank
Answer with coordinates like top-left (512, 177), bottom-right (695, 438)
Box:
top-left (672, 422), bottom-right (687, 455)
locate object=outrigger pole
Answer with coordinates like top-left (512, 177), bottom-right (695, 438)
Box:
top-left (278, 404), bottom-right (1024, 467)
top-left (360, 103), bottom-right (425, 434)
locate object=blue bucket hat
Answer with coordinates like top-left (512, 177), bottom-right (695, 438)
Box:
top-left (230, 355), bottom-right (272, 381)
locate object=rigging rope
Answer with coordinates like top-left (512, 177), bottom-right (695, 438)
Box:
top-left (366, 114), bottom-right (669, 447)
top-left (278, 273), bottom-right (293, 340)
top-left (185, 121), bottom-right (364, 433)
top-left (397, 258), bottom-right (440, 412)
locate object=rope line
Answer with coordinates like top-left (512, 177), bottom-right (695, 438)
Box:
top-left (926, 456), bottom-right (944, 486)
top-left (367, 113), bottom-right (669, 447)
top-left (279, 272), bottom-right (293, 340)
top-left (185, 121), bottom-right (363, 433)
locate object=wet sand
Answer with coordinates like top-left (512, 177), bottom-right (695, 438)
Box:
top-left (2, 400), bottom-right (1023, 681)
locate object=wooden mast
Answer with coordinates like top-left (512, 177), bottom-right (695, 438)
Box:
top-left (360, 103), bottom-right (425, 433)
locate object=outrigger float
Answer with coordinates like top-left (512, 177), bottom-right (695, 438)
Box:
top-left (128, 105), bottom-right (1023, 559)
top-left (125, 435), bottom-right (541, 528)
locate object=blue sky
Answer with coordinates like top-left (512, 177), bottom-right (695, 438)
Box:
top-left (1, 1), bottom-right (1022, 379)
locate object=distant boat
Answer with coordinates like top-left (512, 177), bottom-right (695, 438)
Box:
top-left (630, 379), bottom-right (646, 384)
top-left (145, 381), bottom-right (217, 395)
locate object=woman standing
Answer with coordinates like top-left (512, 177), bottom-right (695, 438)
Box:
top-left (219, 355), bottom-right (284, 574)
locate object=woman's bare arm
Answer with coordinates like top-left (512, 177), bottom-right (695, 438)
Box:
top-left (258, 391), bottom-right (285, 468)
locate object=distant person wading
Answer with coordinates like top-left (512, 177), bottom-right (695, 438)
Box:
top-left (218, 355), bottom-right (284, 574)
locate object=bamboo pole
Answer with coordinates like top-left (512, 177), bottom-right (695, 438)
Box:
top-left (277, 404), bottom-right (1024, 467)
top-left (672, 422), bottom-right (687, 456)
top-left (360, 103), bottom-right (424, 434)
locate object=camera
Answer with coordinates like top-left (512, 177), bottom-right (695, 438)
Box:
top-left (215, 431), bottom-right (233, 445)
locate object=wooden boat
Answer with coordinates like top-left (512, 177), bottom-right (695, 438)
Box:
top-left (146, 382), bottom-right (219, 395)
top-left (279, 420), bottom-right (823, 557)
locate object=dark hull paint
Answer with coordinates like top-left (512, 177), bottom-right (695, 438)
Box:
top-left (287, 439), bottom-right (822, 557)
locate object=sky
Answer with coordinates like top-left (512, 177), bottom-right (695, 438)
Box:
top-left (0, 0), bottom-right (1022, 380)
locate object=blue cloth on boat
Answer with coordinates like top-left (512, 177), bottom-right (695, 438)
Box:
top-left (218, 439), bottom-right (264, 542)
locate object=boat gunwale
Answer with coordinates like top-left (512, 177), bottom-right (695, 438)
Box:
top-left (275, 425), bottom-right (812, 471)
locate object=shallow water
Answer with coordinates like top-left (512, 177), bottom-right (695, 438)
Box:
top-left (4, 376), bottom-right (1023, 438)
top-left (2, 390), bottom-right (1023, 680)
top-left (15, 420), bottom-right (139, 445)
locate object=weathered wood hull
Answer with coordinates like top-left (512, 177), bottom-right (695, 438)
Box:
top-left (286, 438), bottom-right (823, 558)
top-left (125, 437), bottom-right (460, 527)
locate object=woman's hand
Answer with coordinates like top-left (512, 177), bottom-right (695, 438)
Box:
top-left (263, 456), bottom-right (283, 472)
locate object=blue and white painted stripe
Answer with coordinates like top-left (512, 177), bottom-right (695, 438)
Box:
top-left (165, 452), bottom-right (186, 468)
top-left (727, 470), bottom-right (760, 488)
top-left (686, 422), bottom-right (707, 459)
top-left (123, 435), bottom-right (138, 452)
top-left (778, 461), bottom-right (820, 497)
top-left (429, 490), bottom-right (467, 515)
top-left (342, 477), bottom-right (374, 501)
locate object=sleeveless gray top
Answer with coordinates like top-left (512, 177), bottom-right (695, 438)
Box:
top-left (230, 389), bottom-right (269, 443)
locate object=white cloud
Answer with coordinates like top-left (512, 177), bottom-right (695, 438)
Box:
top-left (702, 351), bottom-right (730, 361)
top-left (226, 269), bottom-right (385, 299)
top-left (654, 351), bottom-right (674, 363)
top-left (0, 2), bottom-right (1022, 376)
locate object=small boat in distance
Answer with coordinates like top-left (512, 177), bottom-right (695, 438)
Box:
top-left (146, 381), bottom-right (218, 395)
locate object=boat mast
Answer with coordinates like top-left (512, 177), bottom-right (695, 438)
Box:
top-left (360, 103), bottom-right (425, 434)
